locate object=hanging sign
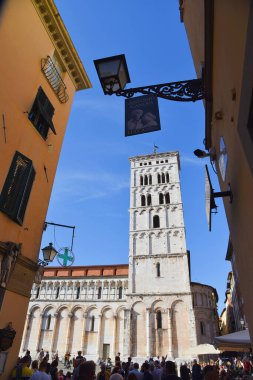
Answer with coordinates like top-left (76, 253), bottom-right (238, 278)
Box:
top-left (125, 95), bottom-right (161, 136)
top-left (57, 247), bottom-right (75, 267)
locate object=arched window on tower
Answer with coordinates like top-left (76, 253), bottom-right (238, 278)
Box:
top-left (156, 310), bottom-right (162, 329)
top-left (119, 287), bottom-right (123, 299)
top-left (36, 286), bottom-right (40, 299)
top-left (159, 193), bottom-right (164, 204)
top-left (149, 175), bottom-right (152, 185)
top-left (200, 321), bottom-right (206, 335)
top-left (147, 194), bottom-right (152, 206)
top-left (156, 262), bottom-right (161, 277)
top-left (91, 316), bottom-right (95, 331)
top-left (157, 174), bottom-right (161, 184)
top-left (140, 175), bottom-right (143, 186)
top-left (165, 193), bottom-right (170, 204)
top-left (55, 287), bottom-right (60, 299)
top-left (46, 314), bottom-right (52, 330)
top-left (141, 195), bottom-right (146, 206)
top-left (161, 173), bottom-right (165, 183)
top-left (166, 173), bottom-right (169, 183)
top-left (153, 215), bottom-right (160, 228)
top-left (98, 287), bottom-right (102, 299)
top-left (76, 286), bottom-right (80, 299)
top-left (144, 175), bottom-right (148, 185)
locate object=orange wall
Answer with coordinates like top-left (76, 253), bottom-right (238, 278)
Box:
top-left (0, 0), bottom-right (75, 260)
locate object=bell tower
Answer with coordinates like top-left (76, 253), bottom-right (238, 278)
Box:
top-left (128, 151), bottom-right (191, 295)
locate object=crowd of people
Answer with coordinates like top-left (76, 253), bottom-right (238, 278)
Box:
top-left (11, 349), bottom-right (253, 380)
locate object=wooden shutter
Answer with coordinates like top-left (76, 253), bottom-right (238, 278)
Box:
top-left (0, 151), bottom-right (35, 225)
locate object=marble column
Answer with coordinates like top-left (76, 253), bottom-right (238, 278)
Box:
top-left (146, 308), bottom-right (151, 358)
top-left (96, 314), bottom-right (102, 358)
top-left (82, 312), bottom-right (88, 354)
top-left (167, 308), bottom-right (173, 358)
top-left (22, 313), bottom-right (31, 351)
top-left (36, 313), bottom-right (44, 351)
top-left (50, 312), bottom-right (59, 354)
top-left (123, 309), bottom-right (131, 358)
top-left (111, 314), bottom-right (117, 359)
top-left (66, 312), bottom-right (73, 353)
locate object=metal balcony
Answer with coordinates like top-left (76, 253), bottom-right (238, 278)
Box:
top-left (41, 56), bottom-right (69, 104)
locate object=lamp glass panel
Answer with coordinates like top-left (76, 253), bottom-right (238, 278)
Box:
top-left (118, 61), bottom-right (128, 90)
top-left (49, 248), bottom-right (57, 261)
top-left (42, 248), bottom-right (51, 261)
top-left (97, 59), bottom-right (121, 79)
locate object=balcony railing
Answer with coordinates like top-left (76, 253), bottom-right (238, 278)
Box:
top-left (41, 56), bottom-right (69, 104)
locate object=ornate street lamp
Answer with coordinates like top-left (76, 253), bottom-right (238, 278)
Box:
top-left (39, 242), bottom-right (58, 266)
top-left (94, 54), bottom-right (204, 102)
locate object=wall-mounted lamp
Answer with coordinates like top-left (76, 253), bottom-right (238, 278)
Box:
top-left (194, 147), bottom-right (216, 161)
top-left (38, 242), bottom-right (58, 266)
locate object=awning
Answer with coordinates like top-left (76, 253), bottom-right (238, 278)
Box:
top-left (214, 329), bottom-right (252, 352)
top-left (185, 344), bottom-right (220, 356)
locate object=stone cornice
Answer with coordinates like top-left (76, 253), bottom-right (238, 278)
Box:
top-left (129, 151), bottom-right (179, 161)
top-left (32, 0), bottom-right (92, 91)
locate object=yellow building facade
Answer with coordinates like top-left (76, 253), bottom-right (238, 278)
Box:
top-left (0, 0), bottom-right (91, 376)
top-left (181, 0), bottom-right (253, 346)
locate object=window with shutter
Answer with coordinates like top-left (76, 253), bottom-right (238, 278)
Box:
top-left (28, 87), bottom-right (56, 139)
top-left (0, 151), bottom-right (35, 225)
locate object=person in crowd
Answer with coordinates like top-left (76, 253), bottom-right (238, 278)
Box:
top-left (180, 364), bottom-right (190, 380)
top-left (22, 350), bottom-right (32, 368)
top-left (65, 372), bottom-right (72, 380)
top-left (110, 374), bottom-right (123, 380)
top-left (31, 360), bottom-right (39, 373)
top-left (192, 360), bottom-right (202, 380)
top-left (115, 353), bottom-right (121, 364)
top-left (73, 358), bottom-right (86, 380)
top-left (243, 357), bottom-right (252, 374)
top-left (152, 360), bottom-right (162, 380)
top-left (112, 366), bottom-right (121, 375)
top-left (128, 362), bottom-right (143, 380)
top-left (142, 362), bottom-right (153, 380)
top-left (162, 361), bottom-right (180, 380)
top-left (202, 365), bottom-right (218, 380)
top-left (30, 361), bottom-right (51, 380)
top-left (128, 373), bottom-right (138, 380)
top-left (50, 359), bottom-right (59, 380)
top-left (58, 369), bottom-right (64, 380)
top-left (77, 360), bottom-right (96, 380)
top-left (38, 349), bottom-right (45, 364)
top-left (11, 356), bottom-right (33, 379)
top-left (76, 351), bottom-right (84, 361)
top-left (97, 362), bottom-right (111, 380)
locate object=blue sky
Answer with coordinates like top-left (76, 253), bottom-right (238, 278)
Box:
top-left (41, 0), bottom-right (230, 312)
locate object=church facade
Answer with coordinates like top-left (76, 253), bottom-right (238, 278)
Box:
top-left (20, 152), bottom-right (219, 361)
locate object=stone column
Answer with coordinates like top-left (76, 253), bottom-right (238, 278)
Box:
top-left (146, 308), bottom-right (151, 358)
top-left (96, 314), bottom-right (102, 358)
top-left (22, 313), bottom-right (31, 351)
top-left (167, 308), bottom-right (173, 358)
top-left (36, 313), bottom-right (44, 351)
top-left (50, 312), bottom-right (59, 354)
top-left (123, 309), bottom-right (131, 358)
top-left (66, 312), bottom-right (73, 353)
top-left (111, 314), bottom-right (117, 359)
top-left (82, 312), bottom-right (88, 354)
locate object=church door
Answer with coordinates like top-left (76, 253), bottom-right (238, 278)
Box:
top-left (102, 344), bottom-right (110, 360)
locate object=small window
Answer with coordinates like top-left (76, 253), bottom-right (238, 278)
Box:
top-left (144, 175), bottom-right (148, 185)
top-left (144, 163), bottom-right (147, 166)
top-left (119, 287), bottom-right (123, 299)
top-left (161, 173), bottom-right (165, 183)
top-left (147, 194), bottom-right (152, 206)
top-left (149, 162), bottom-right (152, 165)
top-left (46, 314), bottom-right (52, 330)
top-left (98, 287), bottom-right (102, 299)
top-left (91, 316), bottom-right (95, 331)
top-left (0, 152), bottom-right (35, 225)
top-left (165, 193), bottom-right (170, 204)
top-left (156, 263), bottom-right (161, 277)
top-left (55, 287), bottom-right (60, 299)
top-left (165, 160), bottom-right (168, 163)
top-left (166, 173), bottom-right (169, 183)
top-left (140, 176), bottom-right (143, 186)
top-left (141, 195), bottom-right (146, 206)
top-left (140, 163), bottom-right (142, 166)
top-left (36, 286), bottom-right (40, 299)
top-left (159, 193), bottom-right (164, 205)
top-left (76, 286), bottom-right (80, 299)
top-left (200, 321), bottom-right (206, 335)
top-left (28, 87), bottom-right (56, 140)
top-left (153, 215), bottom-right (160, 228)
top-left (156, 161), bottom-right (159, 164)
top-left (157, 174), bottom-right (161, 184)
top-left (157, 310), bottom-right (162, 329)
top-left (149, 175), bottom-right (152, 185)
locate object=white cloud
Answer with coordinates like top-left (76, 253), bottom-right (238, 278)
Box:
top-left (51, 169), bottom-right (129, 203)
